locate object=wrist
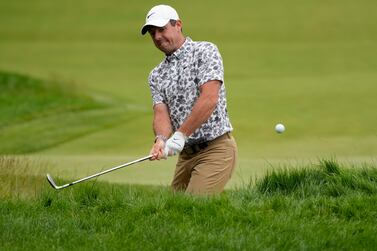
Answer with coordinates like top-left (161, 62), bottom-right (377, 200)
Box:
top-left (154, 135), bottom-right (168, 143)
top-left (176, 130), bottom-right (188, 140)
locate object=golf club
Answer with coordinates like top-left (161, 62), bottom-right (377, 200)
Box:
top-left (46, 155), bottom-right (153, 190)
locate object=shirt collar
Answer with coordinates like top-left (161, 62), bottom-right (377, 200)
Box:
top-left (166, 37), bottom-right (192, 62)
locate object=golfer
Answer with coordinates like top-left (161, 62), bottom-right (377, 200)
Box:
top-left (142, 5), bottom-right (237, 195)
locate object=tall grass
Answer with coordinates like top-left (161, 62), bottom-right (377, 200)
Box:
top-left (0, 155), bottom-right (47, 199)
top-left (1, 158), bottom-right (376, 250)
top-left (256, 159), bottom-right (377, 197)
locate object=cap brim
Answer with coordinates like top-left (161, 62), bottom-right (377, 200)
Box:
top-left (141, 19), bottom-right (170, 35)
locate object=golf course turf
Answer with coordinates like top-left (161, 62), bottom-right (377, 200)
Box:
top-left (1, 0), bottom-right (376, 249)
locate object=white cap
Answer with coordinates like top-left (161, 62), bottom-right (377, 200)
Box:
top-left (141, 5), bottom-right (179, 35)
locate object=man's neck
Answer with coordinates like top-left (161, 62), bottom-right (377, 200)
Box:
top-left (166, 36), bottom-right (186, 56)
top-left (176, 36), bottom-right (186, 50)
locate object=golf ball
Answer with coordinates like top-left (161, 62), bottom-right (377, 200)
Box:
top-left (275, 123), bottom-right (285, 133)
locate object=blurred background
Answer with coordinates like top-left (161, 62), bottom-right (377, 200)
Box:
top-left (1, 0), bottom-right (376, 187)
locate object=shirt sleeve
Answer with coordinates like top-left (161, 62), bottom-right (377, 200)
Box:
top-left (148, 70), bottom-right (165, 106)
top-left (196, 42), bottom-right (224, 87)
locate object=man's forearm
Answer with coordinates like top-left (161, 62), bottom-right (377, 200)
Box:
top-left (153, 103), bottom-right (173, 138)
top-left (149, 103), bottom-right (172, 161)
top-left (153, 116), bottom-right (172, 138)
top-left (178, 81), bottom-right (220, 137)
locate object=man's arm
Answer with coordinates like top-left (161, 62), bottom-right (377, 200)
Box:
top-left (150, 103), bottom-right (173, 160)
top-left (178, 80), bottom-right (221, 137)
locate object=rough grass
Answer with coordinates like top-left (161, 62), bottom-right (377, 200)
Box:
top-left (1, 157), bottom-right (376, 250)
top-left (256, 159), bottom-right (377, 196)
top-left (0, 156), bottom-right (45, 199)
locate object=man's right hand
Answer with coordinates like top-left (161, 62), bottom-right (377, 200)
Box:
top-left (149, 138), bottom-right (167, 160)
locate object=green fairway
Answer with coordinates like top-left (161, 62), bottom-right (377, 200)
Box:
top-left (0, 0), bottom-right (376, 185)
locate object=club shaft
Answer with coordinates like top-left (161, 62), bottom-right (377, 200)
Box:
top-left (61, 155), bottom-right (152, 188)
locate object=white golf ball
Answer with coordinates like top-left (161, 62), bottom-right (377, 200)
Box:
top-left (275, 123), bottom-right (285, 134)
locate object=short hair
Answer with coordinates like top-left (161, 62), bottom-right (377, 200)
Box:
top-left (169, 19), bottom-right (182, 32)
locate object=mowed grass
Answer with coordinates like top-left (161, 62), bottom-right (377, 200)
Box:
top-left (0, 71), bottom-right (148, 154)
top-left (1, 156), bottom-right (377, 250)
top-left (0, 0), bottom-right (376, 160)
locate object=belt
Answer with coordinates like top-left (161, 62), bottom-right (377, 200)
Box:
top-left (182, 132), bottom-right (231, 155)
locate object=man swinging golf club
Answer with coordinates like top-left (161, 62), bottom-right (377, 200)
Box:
top-left (143, 5), bottom-right (238, 195)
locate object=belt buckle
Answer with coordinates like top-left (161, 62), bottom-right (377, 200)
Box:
top-left (193, 144), bottom-right (201, 153)
top-left (185, 146), bottom-right (194, 155)
top-left (184, 142), bottom-right (208, 155)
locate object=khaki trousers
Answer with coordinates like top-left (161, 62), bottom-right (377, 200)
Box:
top-left (171, 133), bottom-right (237, 195)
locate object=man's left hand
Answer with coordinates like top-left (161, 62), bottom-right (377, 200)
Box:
top-left (165, 131), bottom-right (186, 156)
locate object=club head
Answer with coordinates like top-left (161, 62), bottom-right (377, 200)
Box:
top-left (46, 174), bottom-right (71, 190)
top-left (46, 174), bottom-right (59, 190)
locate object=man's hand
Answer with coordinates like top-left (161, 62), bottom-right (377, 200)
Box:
top-left (165, 131), bottom-right (186, 156)
top-left (149, 138), bottom-right (167, 160)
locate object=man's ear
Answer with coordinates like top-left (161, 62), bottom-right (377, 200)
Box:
top-left (176, 20), bottom-right (183, 31)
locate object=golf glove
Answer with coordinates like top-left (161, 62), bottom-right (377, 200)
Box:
top-left (164, 131), bottom-right (186, 157)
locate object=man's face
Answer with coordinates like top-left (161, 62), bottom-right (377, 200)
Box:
top-left (148, 21), bottom-right (183, 55)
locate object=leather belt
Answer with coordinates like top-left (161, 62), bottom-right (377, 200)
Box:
top-left (183, 141), bottom-right (209, 155)
top-left (182, 132), bottom-right (231, 155)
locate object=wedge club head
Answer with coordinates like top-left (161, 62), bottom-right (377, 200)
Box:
top-left (46, 174), bottom-right (70, 190)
